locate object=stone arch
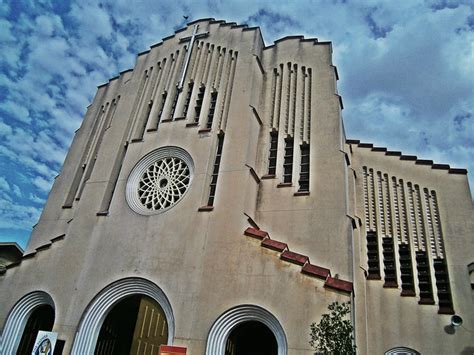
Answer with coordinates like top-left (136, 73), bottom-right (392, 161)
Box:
top-left (385, 347), bottom-right (421, 355)
top-left (71, 277), bottom-right (175, 355)
top-left (206, 304), bottom-right (288, 355)
top-left (0, 290), bottom-right (55, 354)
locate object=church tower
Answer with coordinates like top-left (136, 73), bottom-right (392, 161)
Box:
top-left (1, 18), bottom-right (472, 355)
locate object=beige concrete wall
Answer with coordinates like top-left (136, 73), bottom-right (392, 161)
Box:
top-left (349, 143), bottom-right (474, 354)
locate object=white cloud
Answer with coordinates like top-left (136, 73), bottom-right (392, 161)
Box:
top-left (0, 177), bottom-right (10, 191)
top-left (0, 101), bottom-right (31, 124)
top-left (33, 176), bottom-right (53, 193)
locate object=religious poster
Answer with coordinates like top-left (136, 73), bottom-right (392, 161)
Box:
top-left (158, 345), bottom-right (187, 355)
top-left (31, 331), bottom-right (58, 355)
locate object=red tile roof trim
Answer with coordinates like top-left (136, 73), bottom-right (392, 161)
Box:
top-left (324, 277), bottom-right (353, 294)
top-left (261, 239), bottom-right (288, 252)
top-left (244, 227), bottom-right (268, 240)
top-left (280, 250), bottom-right (309, 266)
top-left (302, 263), bottom-right (330, 279)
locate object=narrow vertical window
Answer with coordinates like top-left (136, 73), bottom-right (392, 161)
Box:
top-left (206, 91), bottom-right (218, 129)
top-left (157, 91), bottom-right (168, 125)
top-left (298, 143), bottom-right (309, 192)
top-left (283, 136), bottom-right (294, 183)
top-left (366, 231), bottom-right (381, 279)
top-left (399, 243), bottom-right (416, 296)
top-left (208, 133), bottom-right (224, 206)
top-left (268, 131), bottom-right (278, 176)
top-left (382, 237), bottom-right (397, 287)
top-left (416, 250), bottom-right (434, 304)
top-left (182, 82), bottom-right (194, 117)
top-left (434, 258), bottom-right (454, 314)
top-left (168, 88), bottom-right (179, 120)
top-left (194, 85), bottom-right (205, 123)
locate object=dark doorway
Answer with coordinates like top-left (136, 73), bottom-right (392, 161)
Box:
top-left (17, 304), bottom-right (55, 355)
top-left (95, 295), bottom-right (168, 355)
top-left (225, 321), bottom-right (278, 355)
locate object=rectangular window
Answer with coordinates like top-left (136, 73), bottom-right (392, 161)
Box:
top-left (398, 243), bottom-right (415, 296)
top-left (268, 131), bottom-right (278, 175)
top-left (434, 258), bottom-right (454, 313)
top-left (366, 231), bottom-right (381, 279)
top-left (208, 133), bottom-right (224, 206)
top-left (194, 85), bottom-right (205, 123)
top-left (382, 237), bottom-right (397, 287)
top-left (416, 250), bottom-right (434, 304)
top-left (283, 136), bottom-right (294, 183)
top-left (206, 91), bottom-right (218, 129)
top-left (298, 143), bottom-right (309, 191)
top-left (182, 82), bottom-right (194, 117)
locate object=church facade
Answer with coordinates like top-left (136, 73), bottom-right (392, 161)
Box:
top-left (1, 18), bottom-right (473, 354)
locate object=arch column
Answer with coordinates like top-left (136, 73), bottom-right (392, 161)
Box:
top-left (71, 277), bottom-right (175, 355)
top-left (206, 304), bottom-right (288, 355)
top-left (0, 290), bottom-right (55, 354)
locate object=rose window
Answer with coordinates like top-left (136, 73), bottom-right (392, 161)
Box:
top-left (126, 147), bottom-right (194, 215)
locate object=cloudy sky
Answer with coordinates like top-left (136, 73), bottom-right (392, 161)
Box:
top-left (0, 0), bottom-right (472, 249)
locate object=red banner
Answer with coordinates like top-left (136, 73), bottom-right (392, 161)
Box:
top-left (159, 345), bottom-right (187, 355)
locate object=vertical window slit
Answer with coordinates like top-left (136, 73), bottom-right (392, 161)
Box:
top-left (366, 231), bottom-right (381, 279)
top-left (168, 88), bottom-right (179, 120)
top-left (434, 258), bottom-right (454, 314)
top-left (363, 167), bottom-right (370, 229)
top-left (392, 177), bottom-right (401, 243)
top-left (157, 91), bottom-right (168, 127)
top-left (424, 188), bottom-right (437, 257)
top-left (206, 91), bottom-right (218, 129)
top-left (399, 180), bottom-right (409, 244)
top-left (399, 243), bottom-right (416, 296)
top-left (416, 250), bottom-right (434, 304)
top-left (182, 82), bottom-right (194, 118)
top-left (384, 174), bottom-right (393, 236)
top-left (382, 237), bottom-right (398, 288)
top-left (431, 191), bottom-right (445, 258)
top-left (298, 143), bottom-right (309, 192)
top-left (283, 136), bottom-right (294, 183)
top-left (377, 172), bottom-right (386, 236)
top-left (369, 169), bottom-right (376, 231)
top-left (194, 85), bottom-right (205, 123)
top-left (268, 131), bottom-right (278, 176)
top-left (408, 182), bottom-right (419, 250)
top-left (415, 185), bottom-right (426, 251)
top-left (208, 133), bottom-right (224, 206)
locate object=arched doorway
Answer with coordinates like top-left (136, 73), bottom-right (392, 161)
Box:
top-left (17, 304), bottom-right (55, 354)
top-left (71, 277), bottom-right (175, 355)
top-left (0, 291), bottom-right (55, 354)
top-left (225, 321), bottom-right (277, 355)
top-left (206, 304), bottom-right (287, 355)
top-left (94, 295), bottom-right (168, 355)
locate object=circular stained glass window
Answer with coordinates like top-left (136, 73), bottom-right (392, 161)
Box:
top-left (126, 147), bottom-right (194, 215)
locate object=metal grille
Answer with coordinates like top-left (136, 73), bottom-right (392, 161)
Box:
top-left (138, 157), bottom-right (190, 211)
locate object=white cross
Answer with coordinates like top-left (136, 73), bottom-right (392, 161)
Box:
top-left (178, 24), bottom-right (209, 90)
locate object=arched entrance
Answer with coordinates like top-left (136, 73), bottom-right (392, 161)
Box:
top-left (0, 291), bottom-right (55, 355)
top-left (225, 321), bottom-right (277, 355)
top-left (95, 295), bottom-right (168, 354)
top-left (206, 304), bottom-right (287, 355)
top-left (17, 304), bottom-right (55, 354)
top-left (71, 277), bottom-right (174, 355)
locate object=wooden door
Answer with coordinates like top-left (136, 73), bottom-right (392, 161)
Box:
top-left (130, 296), bottom-right (168, 355)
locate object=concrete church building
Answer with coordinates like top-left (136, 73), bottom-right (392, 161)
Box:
top-left (1, 18), bottom-right (473, 355)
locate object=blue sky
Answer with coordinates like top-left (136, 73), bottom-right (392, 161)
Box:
top-left (0, 0), bottom-right (473, 249)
